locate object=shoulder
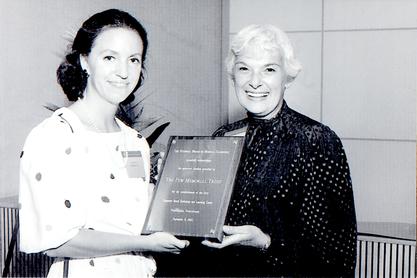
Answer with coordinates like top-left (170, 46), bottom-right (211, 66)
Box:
top-left (285, 107), bottom-right (342, 150)
top-left (212, 118), bottom-right (249, 137)
top-left (21, 108), bottom-right (83, 166)
top-left (24, 108), bottom-right (77, 147)
top-left (116, 118), bottom-right (149, 150)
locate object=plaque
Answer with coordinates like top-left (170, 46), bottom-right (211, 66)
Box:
top-left (142, 136), bottom-right (244, 241)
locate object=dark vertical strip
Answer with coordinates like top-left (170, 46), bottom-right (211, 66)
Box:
top-left (7, 208), bottom-right (12, 273)
top-left (383, 243), bottom-right (386, 278)
top-left (401, 245), bottom-right (405, 278)
top-left (377, 242), bottom-right (380, 278)
top-left (389, 243), bottom-right (392, 277)
top-left (371, 241), bottom-right (375, 277)
top-left (364, 241), bottom-right (368, 276)
top-left (13, 210), bottom-right (18, 277)
top-left (407, 245), bottom-right (411, 278)
top-left (395, 244), bottom-right (399, 277)
top-left (63, 258), bottom-right (69, 278)
top-left (2, 208), bottom-right (5, 268)
top-left (358, 240), bottom-right (362, 277)
top-left (2, 220), bottom-right (18, 278)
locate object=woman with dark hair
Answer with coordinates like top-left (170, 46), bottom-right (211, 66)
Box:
top-left (19, 9), bottom-right (188, 277)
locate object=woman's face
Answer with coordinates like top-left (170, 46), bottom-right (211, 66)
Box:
top-left (81, 27), bottom-right (143, 106)
top-left (233, 44), bottom-right (287, 118)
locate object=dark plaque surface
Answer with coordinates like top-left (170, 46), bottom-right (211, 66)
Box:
top-left (142, 136), bottom-right (244, 241)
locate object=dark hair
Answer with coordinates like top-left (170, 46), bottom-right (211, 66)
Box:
top-left (57, 9), bottom-right (148, 104)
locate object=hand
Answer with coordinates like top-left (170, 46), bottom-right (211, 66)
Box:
top-left (150, 151), bottom-right (165, 182)
top-left (201, 225), bottom-right (270, 249)
top-left (146, 232), bottom-right (189, 254)
top-left (156, 151), bottom-right (165, 180)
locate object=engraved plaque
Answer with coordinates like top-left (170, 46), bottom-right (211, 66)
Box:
top-left (142, 136), bottom-right (244, 241)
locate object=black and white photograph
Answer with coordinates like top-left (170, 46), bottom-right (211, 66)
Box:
top-left (0, 1), bottom-right (416, 277)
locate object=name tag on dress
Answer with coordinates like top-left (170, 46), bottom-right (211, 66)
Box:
top-left (122, 151), bottom-right (146, 179)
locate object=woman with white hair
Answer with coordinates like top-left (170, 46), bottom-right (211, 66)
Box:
top-left (156, 24), bottom-right (357, 277)
top-left (208, 24), bottom-right (357, 277)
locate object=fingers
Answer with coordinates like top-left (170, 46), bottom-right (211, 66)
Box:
top-left (201, 239), bottom-right (224, 248)
top-left (161, 241), bottom-right (188, 253)
top-left (175, 239), bottom-right (189, 249)
top-left (223, 225), bottom-right (242, 235)
top-left (165, 234), bottom-right (189, 249)
top-left (202, 233), bottom-right (249, 249)
top-left (151, 232), bottom-right (189, 253)
top-left (203, 225), bottom-right (266, 249)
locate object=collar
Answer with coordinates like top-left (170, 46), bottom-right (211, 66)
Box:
top-left (246, 101), bottom-right (294, 139)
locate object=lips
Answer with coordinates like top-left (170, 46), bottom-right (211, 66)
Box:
top-left (108, 81), bottom-right (129, 88)
top-left (245, 90), bottom-right (269, 98)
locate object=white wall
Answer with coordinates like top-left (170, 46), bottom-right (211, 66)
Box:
top-left (0, 0), bottom-right (225, 199)
top-left (228, 0), bottom-right (416, 225)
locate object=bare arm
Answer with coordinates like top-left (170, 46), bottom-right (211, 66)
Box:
top-left (45, 229), bottom-right (189, 259)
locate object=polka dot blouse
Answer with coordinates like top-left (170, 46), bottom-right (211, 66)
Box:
top-left (19, 107), bottom-right (156, 277)
top-left (211, 101), bottom-right (357, 277)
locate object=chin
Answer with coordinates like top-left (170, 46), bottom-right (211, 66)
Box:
top-left (243, 105), bottom-right (267, 115)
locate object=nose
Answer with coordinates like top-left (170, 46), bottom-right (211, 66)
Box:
top-left (249, 83), bottom-right (262, 90)
top-left (249, 73), bottom-right (262, 89)
top-left (116, 61), bottom-right (128, 80)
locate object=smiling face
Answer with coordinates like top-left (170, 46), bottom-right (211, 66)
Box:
top-left (80, 27), bottom-right (143, 106)
top-left (233, 43), bottom-right (287, 119)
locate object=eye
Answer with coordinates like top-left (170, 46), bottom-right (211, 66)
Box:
top-left (103, 56), bottom-right (115, 61)
top-left (130, 57), bottom-right (141, 64)
top-left (265, 67), bottom-right (276, 72)
top-left (238, 66), bottom-right (249, 71)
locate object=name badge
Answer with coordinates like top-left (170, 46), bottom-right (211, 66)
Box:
top-left (122, 151), bottom-right (146, 179)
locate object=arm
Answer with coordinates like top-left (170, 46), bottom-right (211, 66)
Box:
top-left (299, 131), bottom-right (357, 274)
top-left (45, 229), bottom-right (189, 258)
top-left (19, 117), bottom-right (188, 258)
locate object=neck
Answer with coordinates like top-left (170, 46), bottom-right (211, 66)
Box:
top-left (72, 96), bottom-right (120, 133)
top-left (252, 100), bottom-right (283, 120)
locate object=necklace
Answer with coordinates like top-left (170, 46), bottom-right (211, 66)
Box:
top-left (78, 100), bottom-right (128, 168)
top-left (78, 100), bottom-right (118, 133)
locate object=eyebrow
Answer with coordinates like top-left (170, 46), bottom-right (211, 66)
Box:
top-left (265, 63), bottom-right (280, 67)
top-left (99, 49), bottom-right (142, 57)
top-left (235, 61), bottom-right (280, 67)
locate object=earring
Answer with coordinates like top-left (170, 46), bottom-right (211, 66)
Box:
top-left (77, 90), bottom-right (84, 99)
top-left (78, 69), bottom-right (89, 99)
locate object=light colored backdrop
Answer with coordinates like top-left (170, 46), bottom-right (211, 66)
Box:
top-left (227, 0), bottom-right (417, 226)
top-left (0, 0), bottom-right (226, 198)
top-left (0, 0), bottom-right (415, 229)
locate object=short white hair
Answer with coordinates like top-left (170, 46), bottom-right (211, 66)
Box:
top-left (226, 24), bottom-right (302, 83)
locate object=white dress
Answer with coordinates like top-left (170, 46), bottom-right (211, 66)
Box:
top-left (19, 107), bottom-right (156, 277)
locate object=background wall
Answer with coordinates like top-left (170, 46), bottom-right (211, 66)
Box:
top-left (0, 0), bottom-right (226, 198)
top-left (228, 0), bottom-right (416, 227)
top-left (0, 0), bottom-right (415, 231)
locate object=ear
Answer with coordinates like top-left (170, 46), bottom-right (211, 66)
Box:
top-left (229, 73), bottom-right (236, 85)
top-left (283, 75), bottom-right (295, 90)
top-left (79, 55), bottom-right (89, 74)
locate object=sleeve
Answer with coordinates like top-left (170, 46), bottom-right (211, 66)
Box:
top-left (19, 120), bottom-right (88, 253)
top-left (298, 128), bottom-right (357, 275)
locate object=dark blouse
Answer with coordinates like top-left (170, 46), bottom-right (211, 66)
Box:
top-left (155, 102), bottom-right (357, 277)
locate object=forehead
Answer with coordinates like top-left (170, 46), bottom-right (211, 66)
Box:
top-left (235, 42), bottom-right (281, 65)
top-left (91, 27), bottom-right (143, 53)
